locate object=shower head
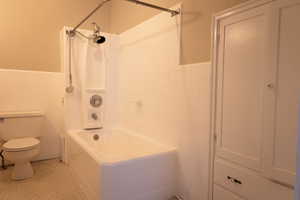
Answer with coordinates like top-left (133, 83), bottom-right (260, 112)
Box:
top-left (93, 35), bottom-right (106, 44)
top-left (91, 22), bottom-right (106, 44)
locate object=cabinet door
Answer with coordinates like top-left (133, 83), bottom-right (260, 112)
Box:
top-left (213, 185), bottom-right (244, 200)
top-left (215, 4), bottom-right (272, 171)
top-left (262, 0), bottom-right (300, 186)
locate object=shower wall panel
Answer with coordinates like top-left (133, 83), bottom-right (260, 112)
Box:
top-left (118, 5), bottom-right (212, 200)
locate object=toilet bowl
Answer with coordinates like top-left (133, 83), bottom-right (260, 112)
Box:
top-left (2, 137), bottom-right (40, 180)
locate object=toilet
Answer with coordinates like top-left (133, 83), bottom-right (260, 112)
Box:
top-left (0, 111), bottom-right (43, 180)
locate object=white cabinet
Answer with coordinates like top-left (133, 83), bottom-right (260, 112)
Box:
top-left (212, 0), bottom-right (299, 199)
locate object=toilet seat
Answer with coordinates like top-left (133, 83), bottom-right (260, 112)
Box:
top-left (3, 138), bottom-right (40, 152)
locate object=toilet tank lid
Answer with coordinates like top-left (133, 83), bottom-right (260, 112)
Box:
top-left (0, 111), bottom-right (43, 119)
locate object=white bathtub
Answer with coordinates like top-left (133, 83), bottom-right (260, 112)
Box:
top-left (66, 129), bottom-right (178, 200)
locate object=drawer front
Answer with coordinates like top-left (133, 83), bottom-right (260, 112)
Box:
top-left (214, 185), bottom-right (244, 200)
top-left (214, 159), bottom-right (294, 200)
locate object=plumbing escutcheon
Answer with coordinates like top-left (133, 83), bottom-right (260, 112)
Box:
top-left (91, 113), bottom-right (98, 120)
top-left (90, 95), bottom-right (102, 107)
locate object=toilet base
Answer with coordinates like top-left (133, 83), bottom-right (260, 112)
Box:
top-left (3, 144), bottom-right (40, 181)
top-left (12, 162), bottom-right (34, 180)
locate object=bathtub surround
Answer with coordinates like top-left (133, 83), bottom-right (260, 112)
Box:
top-left (61, 29), bottom-right (120, 131)
top-left (82, 35), bottom-right (106, 129)
top-left (62, 5), bottom-right (212, 199)
top-left (0, 70), bottom-right (64, 161)
top-left (118, 9), bottom-right (211, 199)
top-left (62, 9), bottom-right (181, 199)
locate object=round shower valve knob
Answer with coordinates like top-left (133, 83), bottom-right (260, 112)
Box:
top-left (91, 113), bottom-right (98, 120)
top-left (90, 95), bottom-right (103, 107)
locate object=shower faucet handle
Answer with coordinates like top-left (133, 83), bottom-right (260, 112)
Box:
top-left (90, 95), bottom-right (103, 108)
top-left (91, 113), bottom-right (98, 120)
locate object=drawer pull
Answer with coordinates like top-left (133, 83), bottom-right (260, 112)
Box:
top-left (234, 179), bottom-right (242, 185)
top-left (227, 176), bottom-right (242, 185)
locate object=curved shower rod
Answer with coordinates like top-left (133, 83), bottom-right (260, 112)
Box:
top-left (68, 0), bottom-right (180, 36)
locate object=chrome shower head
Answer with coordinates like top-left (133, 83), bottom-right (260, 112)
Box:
top-left (93, 35), bottom-right (106, 44)
top-left (91, 22), bottom-right (106, 44)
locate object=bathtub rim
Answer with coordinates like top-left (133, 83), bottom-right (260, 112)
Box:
top-left (66, 128), bottom-right (177, 166)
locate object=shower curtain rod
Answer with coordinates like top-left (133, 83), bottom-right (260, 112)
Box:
top-left (69, 0), bottom-right (180, 35)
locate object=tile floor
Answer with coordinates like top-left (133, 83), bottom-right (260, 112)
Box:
top-left (0, 159), bottom-right (88, 200)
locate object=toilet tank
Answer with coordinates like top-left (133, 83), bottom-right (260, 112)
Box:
top-left (0, 111), bottom-right (44, 141)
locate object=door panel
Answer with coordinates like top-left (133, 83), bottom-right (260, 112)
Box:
top-left (216, 5), bottom-right (271, 171)
top-left (263, 0), bottom-right (300, 186)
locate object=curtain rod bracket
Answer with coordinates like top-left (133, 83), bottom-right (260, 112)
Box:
top-left (171, 8), bottom-right (181, 17)
top-left (66, 30), bottom-right (76, 38)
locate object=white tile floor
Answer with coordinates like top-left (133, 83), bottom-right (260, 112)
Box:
top-left (0, 159), bottom-right (88, 200)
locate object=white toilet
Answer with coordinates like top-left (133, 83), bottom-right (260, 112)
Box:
top-left (0, 111), bottom-right (43, 180)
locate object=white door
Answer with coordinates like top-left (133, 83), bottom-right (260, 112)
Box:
top-left (215, 4), bottom-right (272, 171)
top-left (262, 0), bottom-right (300, 186)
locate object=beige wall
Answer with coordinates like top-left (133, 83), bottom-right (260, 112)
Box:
top-left (109, 0), bottom-right (248, 64)
top-left (0, 0), bottom-right (110, 72)
top-left (1, 0), bottom-right (248, 72)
